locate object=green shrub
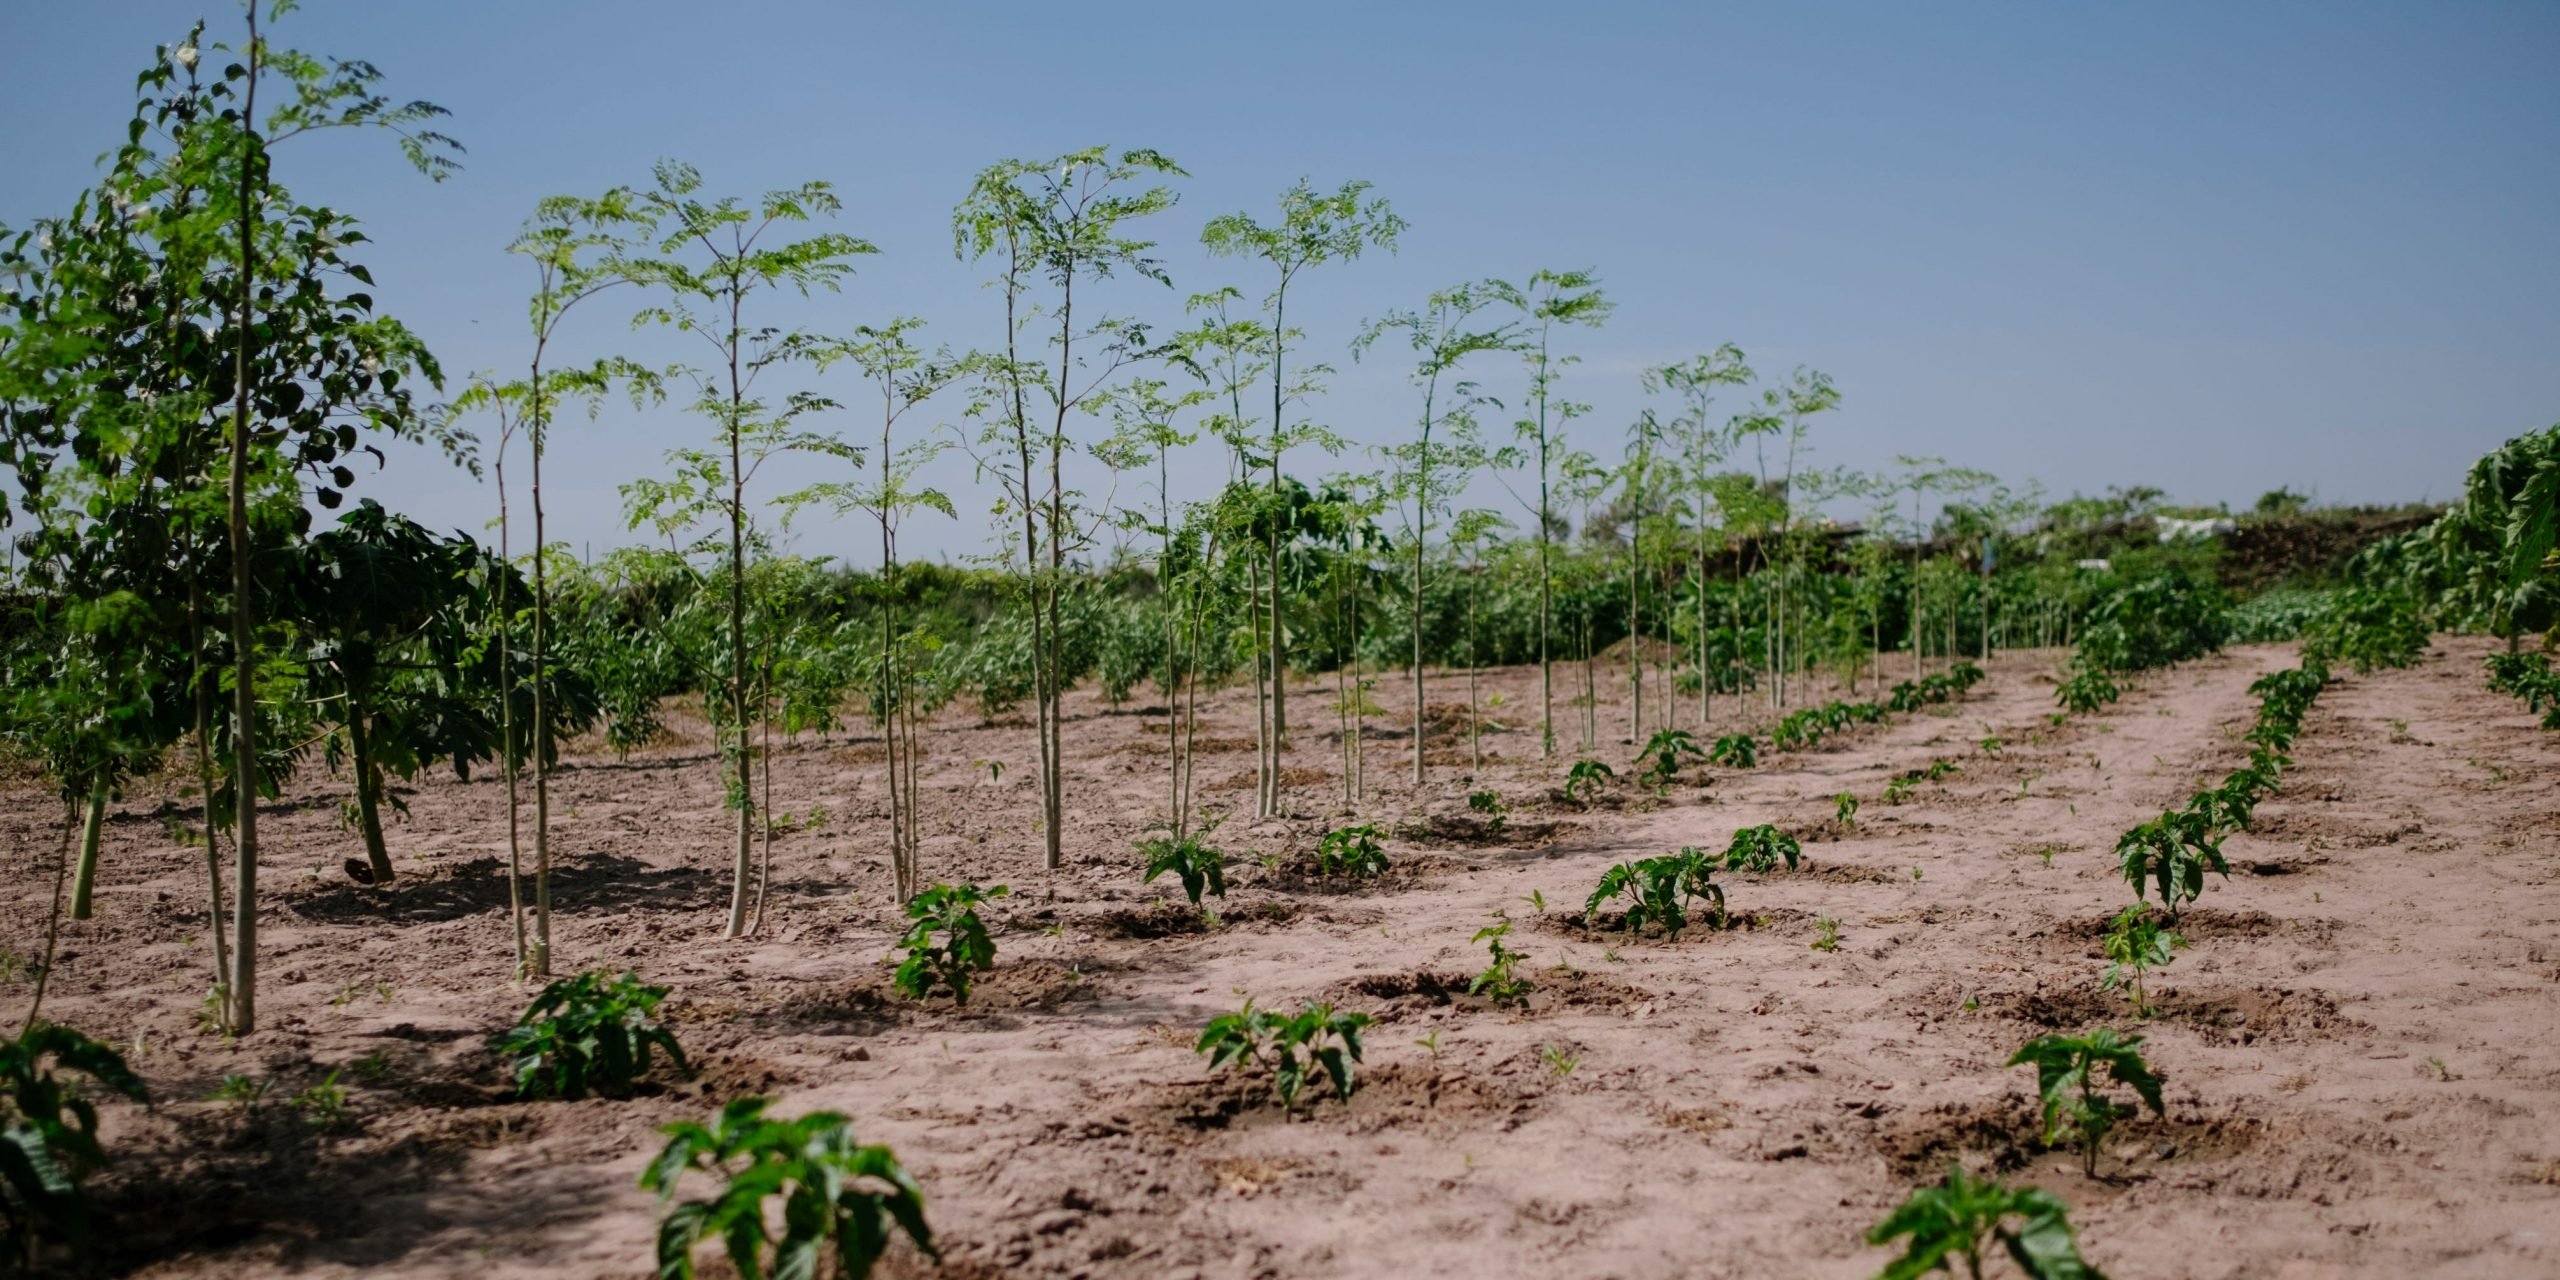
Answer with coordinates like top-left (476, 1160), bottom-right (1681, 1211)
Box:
top-left (2, 1024), bottom-right (149, 1275)
top-left (1138, 826), bottom-right (1227, 904)
top-left (892, 883), bottom-right (1005, 1004)
top-left (1721, 824), bottom-right (1802, 874)
top-left (1314, 823), bottom-right (1390, 877)
top-left (643, 1097), bottom-right (934, 1280)
top-left (494, 970), bottom-right (688, 1100)
top-left (2008, 1027), bottom-right (2165, 1177)
top-left (1194, 999), bottom-right (1372, 1108)
top-left (1867, 1164), bottom-right (2101, 1280)
top-left (1585, 848), bottom-right (1724, 937)
top-left (2301, 587), bottom-right (2429, 672)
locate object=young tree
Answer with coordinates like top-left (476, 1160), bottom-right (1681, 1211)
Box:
top-left (1202, 179), bottom-right (1403, 793)
top-left (1492, 270), bottom-right (1611, 758)
top-left (1642, 346), bottom-right (1752, 727)
top-left (793, 321), bottom-right (959, 903)
top-left (452, 188), bottom-right (653, 975)
top-left (1355, 282), bottom-right (1518, 784)
top-left (622, 161), bottom-right (873, 937)
top-left (953, 146), bottom-right (1183, 869)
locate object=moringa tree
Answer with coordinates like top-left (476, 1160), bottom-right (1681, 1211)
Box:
top-left (1493, 270), bottom-right (1611, 758)
top-left (794, 320), bottom-right (960, 903)
top-left (452, 186), bottom-right (654, 975)
top-left (1355, 281), bottom-right (1519, 784)
top-left (954, 146), bottom-right (1183, 870)
top-left (621, 160), bottom-right (873, 938)
top-left (1642, 346), bottom-right (1752, 728)
top-left (1202, 179), bottom-right (1403, 797)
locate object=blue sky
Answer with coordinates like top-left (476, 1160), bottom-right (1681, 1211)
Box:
top-left (6, 1), bottom-right (2555, 566)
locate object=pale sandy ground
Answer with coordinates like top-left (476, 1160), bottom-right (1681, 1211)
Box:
top-left (6, 636), bottom-right (2556, 1278)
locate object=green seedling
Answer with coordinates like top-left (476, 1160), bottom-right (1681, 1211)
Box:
top-left (2114, 807), bottom-right (2228, 920)
top-left (1586, 849), bottom-right (1724, 937)
top-left (1415, 1030), bottom-right (1443, 1062)
top-left (1835, 791), bottom-right (1860, 829)
top-left (1636, 727), bottom-right (1706, 789)
top-left (1466, 789), bottom-right (1510, 835)
top-left (1925, 758), bottom-right (1961, 782)
top-left (893, 883), bottom-right (1007, 1005)
top-left (2, 1024), bottom-right (150, 1269)
top-left (2008, 1028), bottom-right (2165, 1177)
top-left (1315, 823), bottom-right (1391, 877)
top-left (1470, 918), bottom-right (1532, 1005)
top-left (350, 1050), bottom-right (393, 1084)
top-left (1721, 824), bottom-right (1803, 875)
top-left (1811, 915), bottom-right (1841, 953)
top-left (1195, 998), bottom-right (1372, 1108)
top-left (643, 1097), bottom-right (934, 1280)
top-left (1138, 824), bottom-right (1228, 904)
top-left (1884, 776), bottom-right (1916, 806)
top-left (1977, 735), bottom-right (2005, 757)
top-left (2099, 905), bottom-right (2185, 1016)
top-left (209, 1073), bottom-right (270, 1113)
top-left (493, 970), bottom-right (689, 1100)
top-left (2057, 668), bottom-right (2119, 715)
top-left (1708, 733), bottom-right (1758, 768)
top-left (1540, 1043), bottom-right (1580, 1077)
top-left (1523, 889), bottom-right (1547, 915)
top-left (1563, 759), bottom-right (1617, 805)
top-left (1867, 1163), bottom-right (2101, 1280)
top-left (292, 1070), bottom-right (351, 1132)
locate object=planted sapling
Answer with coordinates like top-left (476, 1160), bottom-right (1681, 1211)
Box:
top-left (1138, 824), bottom-right (1228, 904)
top-left (1194, 998), bottom-right (1373, 1107)
top-left (1721, 824), bottom-right (1803, 875)
top-left (1315, 823), bottom-right (1391, 877)
top-left (1835, 791), bottom-right (1860, 830)
top-left (1811, 915), bottom-right (1841, 953)
top-left (1466, 789), bottom-right (1510, 835)
top-left (495, 970), bottom-right (689, 1100)
top-left (2008, 1027), bottom-right (2166, 1177)
top-left (1585, 848), bottom-right (1724, 937)
top-left (2099, 905), bottom-right (2184, 1016)
top-left (1636, 727), bottom-right (1706, 789)
top-left (1708, 733), bottom-right (1758, 768)
top-left (1563, 758), bottom-right (1617, 805)
top-left (1866, 1163), bottom-right (2102, 1280)
top-left (644, 1097), bottom-right (934, 1280)
top-left (893, 883), bottom-right (1007, 1004)
top-left (1470, 917), bottom-right (1532, 1004)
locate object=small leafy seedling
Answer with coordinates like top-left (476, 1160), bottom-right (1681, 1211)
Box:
top-left (1563, 759), bottom-right (1617, 805)
top-left (1811, 915), bottom-right (1841, 953)
top-left (1721, 824), bottom-right (1803, 875)
top-left (1138, 823), bottom-right (1228, 904)
top-left (1883, 776), bottom-right (1916, 806)
top-left (1636, 727), bottom-right (1706, 789)
top-left (2099, 905), bottom-right (2185, 1017)
top-left (208, 1073), bottom-right (270, 1113)
top-left (1540, 1043), bottom-right (1580, 1077)
top-left (1466, 789), bottom-right (1510, 834)
top-left (644, 1096), bottom-right (934, 1280)
top-left (1315, 823), bottom-right (1391, 878)
top-left (4, 1024), bottom-right (149, 1269)
top-left (893, 883), bottom-right (1007, 1004)
top-left (1708, 733), bottom-right (1758, 768)
top-left (292, 1070), bottom-right (351, 1132)
top-left (494, 970), bottom-right (689, 1100)
top-left (2008, 1027), bottom-right (2165, 1177)
top-left (1867, 1163), bottom-right (2101, 1280)
top-left (1195, 998), bottom-right (1372, 1108)
top-left (1835, 791), bottom-right (1860, 829)
top-left (1586, 849), bottom-right (1724, 937)
top-left (1470, 917), bottom-right (1532, 1004)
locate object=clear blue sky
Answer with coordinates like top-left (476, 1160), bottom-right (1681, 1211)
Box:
top-left (6, 1), bottom-right (2555, 565)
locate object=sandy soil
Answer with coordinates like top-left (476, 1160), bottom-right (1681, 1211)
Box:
top-left (5, 636), bottom-right (2557, 1279)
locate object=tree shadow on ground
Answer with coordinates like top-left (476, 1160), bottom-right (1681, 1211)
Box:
top-left (282, 853), bottom-right (723, 925)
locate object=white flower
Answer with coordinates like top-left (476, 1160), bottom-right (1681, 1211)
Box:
top-left (173, 44), bottom-right (198, 68)
top-left (361, 354), bottom-right (380, 376)
top-left (36, 231), bottom-right (52, 253)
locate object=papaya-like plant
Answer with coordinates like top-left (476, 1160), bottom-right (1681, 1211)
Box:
top-left (1867, 1164), bottom-right (2103, 1280)
top-left (892, 883), bottom-right (1006, 1004)
top-left (643, 1097), bottom-right (934, 1280)
top-left (2008, 1028), bottom-right (2165, 1177)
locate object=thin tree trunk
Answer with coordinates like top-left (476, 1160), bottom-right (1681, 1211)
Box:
top-left (21, 800), bottom-right (77, 1035)
top-left (226, 7), bottom-right (265, 1034)
top-left (68, 778), bottom-right (107, 920)
top-left (349, 695), bottom-right (396, 884)
top-left (188, 593), bottom-right (233, 1004)
top-left (724, 284), bottom-right (756, 938)
top-left (497, 438), bottom-right (526, 975)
